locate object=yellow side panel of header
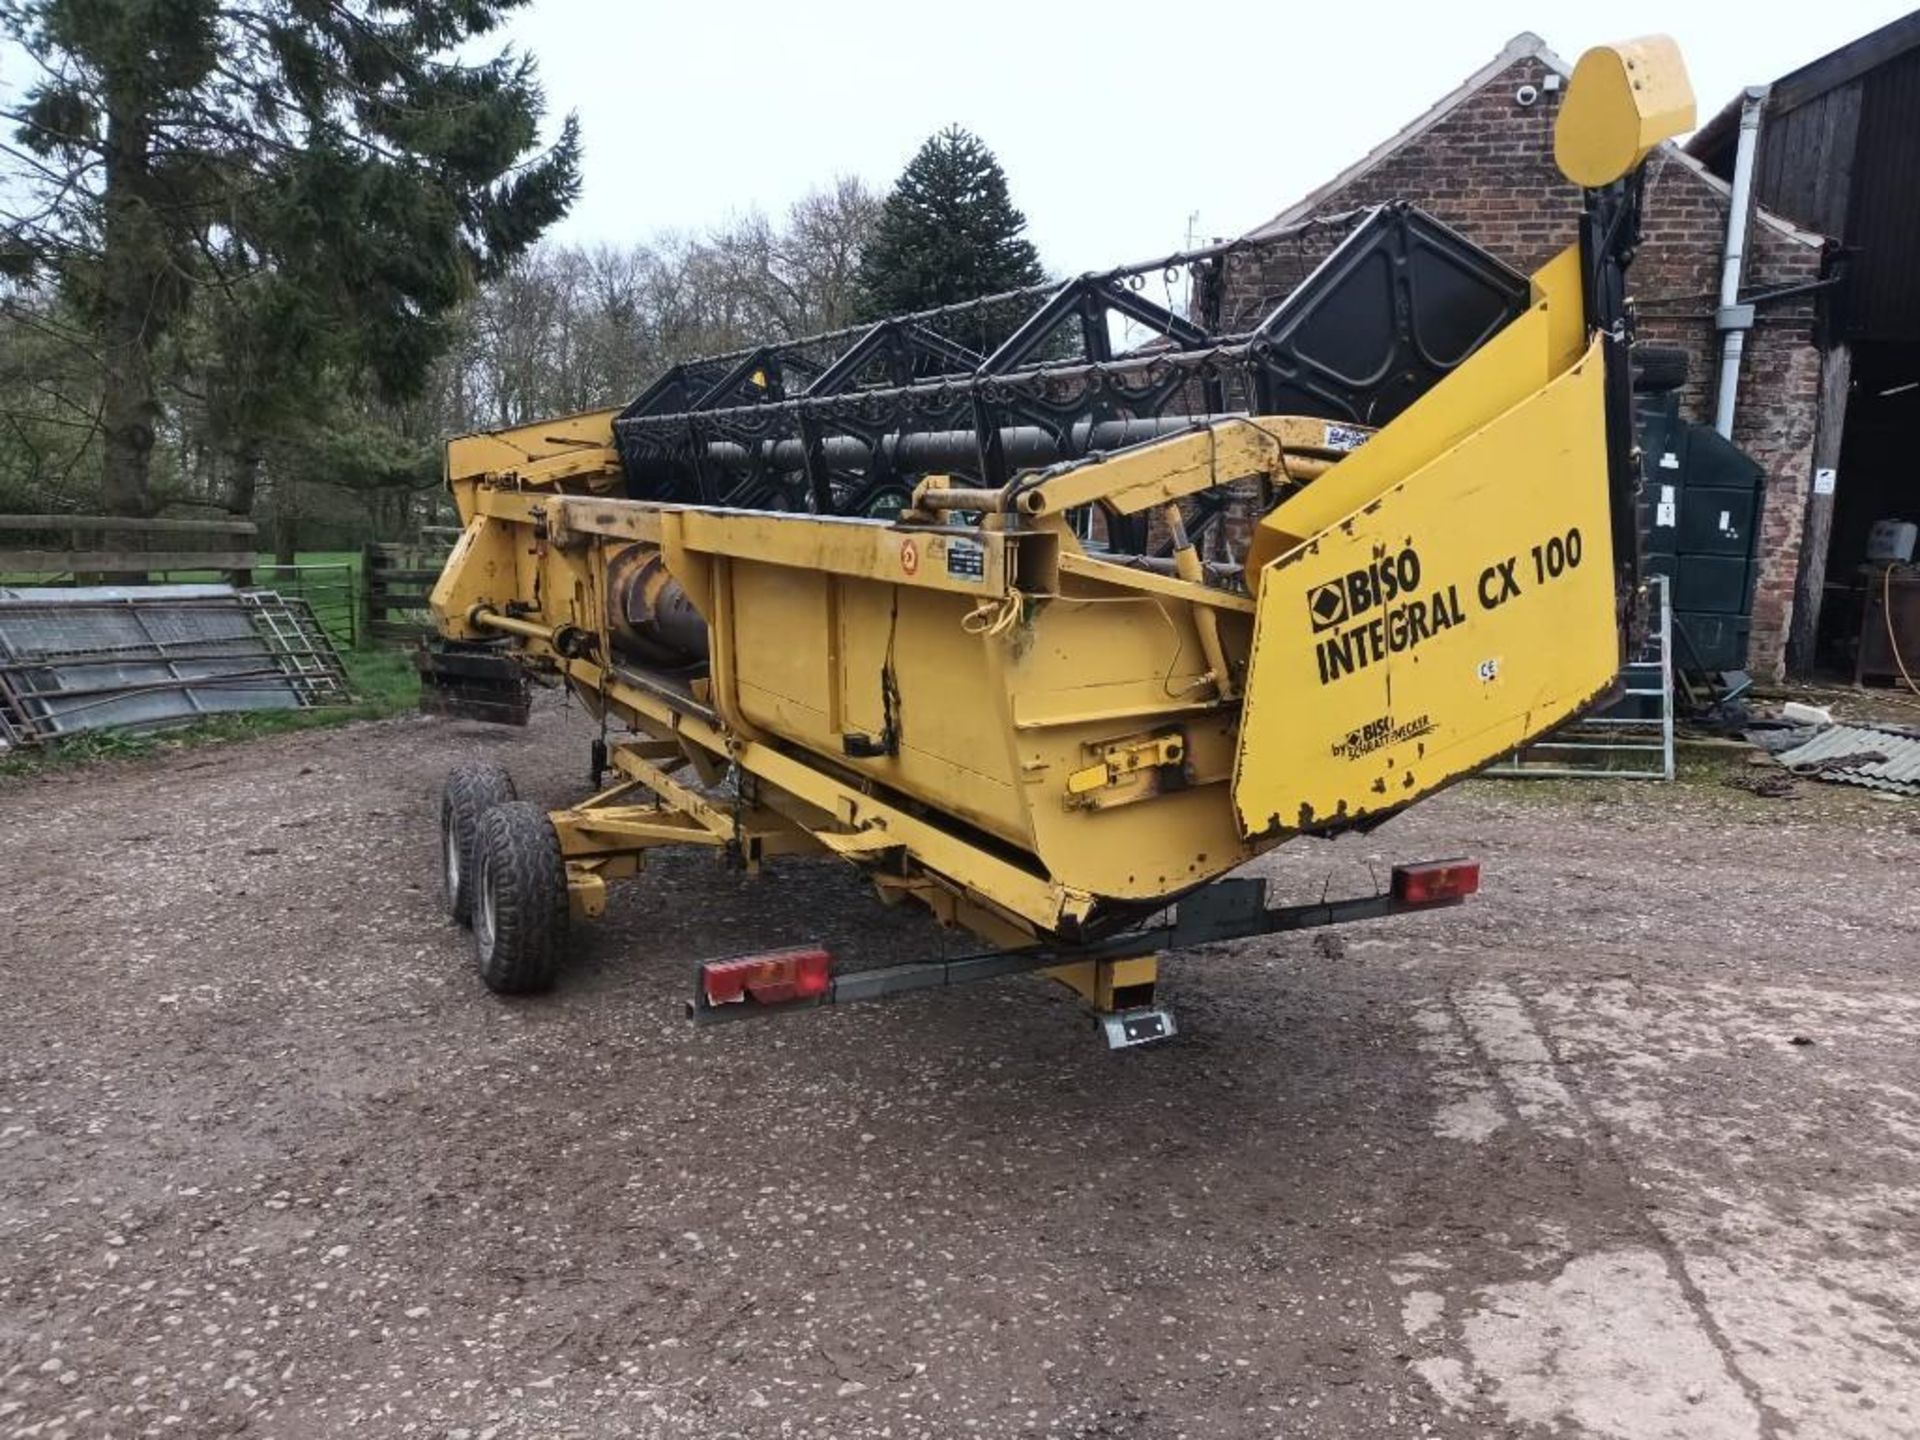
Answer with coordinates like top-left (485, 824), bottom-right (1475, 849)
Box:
top-left (1231, 338), bottom-right (1618, 838)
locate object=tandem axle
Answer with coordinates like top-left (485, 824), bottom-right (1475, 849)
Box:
top-left (439, 738), bottom-right (1479, 1049)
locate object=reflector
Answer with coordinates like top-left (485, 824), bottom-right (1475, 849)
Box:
top-left (1391, 859), bottom-right (1482, 907)
top-left (701, 946), bottom-right (832, 1007)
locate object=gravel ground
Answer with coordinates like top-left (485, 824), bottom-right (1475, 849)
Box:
top-left (2, 699), bottom-right (1918, 1440)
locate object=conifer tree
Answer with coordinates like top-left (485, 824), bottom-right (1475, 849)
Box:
top-left (1, 0), bottom-right (580, 515)
top-left (856, 126), bottom-right (1044, 321)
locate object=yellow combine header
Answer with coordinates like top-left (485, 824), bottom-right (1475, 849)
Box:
top-left (422, 40), bottom-right (1694, 1045)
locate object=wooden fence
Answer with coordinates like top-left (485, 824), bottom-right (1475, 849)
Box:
top-left (0, 514), bottom-right (258, 579)
top-left (0, 514), bottom-right (462, 649)
top-left (361, 534), bottom-right (456, 643)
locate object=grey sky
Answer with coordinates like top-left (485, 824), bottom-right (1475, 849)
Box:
top-left (498, 0), bottom-right (1912, 271)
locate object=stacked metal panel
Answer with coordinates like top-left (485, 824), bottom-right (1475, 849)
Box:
top-left (0, 585), bottom-right (351, 746)
top-left (1771, 722), bottom-right (1920, 796)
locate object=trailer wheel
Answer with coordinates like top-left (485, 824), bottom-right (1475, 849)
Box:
top-left (472, 801), bottom-right (570, 995)
top-left (441, 761), bottom-right (517, 926)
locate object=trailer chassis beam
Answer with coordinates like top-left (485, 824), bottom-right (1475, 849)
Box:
top-left (688, 866), bottom-right (1476, 1046)
top-left (549, 741), bottom-right (830, 918)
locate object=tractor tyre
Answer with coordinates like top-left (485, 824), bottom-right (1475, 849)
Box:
top-left (472, 801), bottom-right (570, 995)
top-left (1631, 343), bottom-right (1690, 393)
top-left (442, 761), bottom-right (518, 926)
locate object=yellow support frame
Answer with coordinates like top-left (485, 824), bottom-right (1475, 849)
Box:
top-left (523, 644), bottom-right (1095, 941)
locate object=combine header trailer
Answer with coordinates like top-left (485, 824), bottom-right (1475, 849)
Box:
top-left (424, 41), bottom-right (1694, 1044)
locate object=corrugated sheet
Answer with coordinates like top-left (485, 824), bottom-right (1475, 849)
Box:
top-left (1773, 722), bottom-right (1920, 795)
top-left (0, 586), bottom-right (349, 744)
top-left (0, 584), bottom-right (238, 602)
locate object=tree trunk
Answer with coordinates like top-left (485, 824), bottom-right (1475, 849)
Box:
top-left (274, 476), bottom-right (299, 566)
top-left (223, 444), bottom-right (264, 586)
top-left (223, 444), bottom-right (263, 517)
top-left (98, 106), bottom-right (162, 518)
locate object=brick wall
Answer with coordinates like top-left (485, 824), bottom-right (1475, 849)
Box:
top-left (1216, 54), bottom-right (1825, 679)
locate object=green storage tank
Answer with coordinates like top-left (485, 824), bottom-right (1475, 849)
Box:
top-left (1636, 388), bottom-right (1766, 673)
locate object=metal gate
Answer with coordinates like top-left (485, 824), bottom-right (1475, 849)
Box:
top-left (1488, 575), bottom-right (1675, 780)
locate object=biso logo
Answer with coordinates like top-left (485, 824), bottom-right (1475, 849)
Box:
top-left (1305, 546), bottom-right (1422, 632)
top-left (1306, 581), bottom-right (1350, 631)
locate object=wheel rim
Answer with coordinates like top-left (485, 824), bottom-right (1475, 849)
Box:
top-left (475, 850), bottom-right (497, 958)
top-left (443, 813), bottom-right (462, 900)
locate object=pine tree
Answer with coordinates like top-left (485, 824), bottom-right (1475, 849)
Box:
top-left (856, 127), bottom-right (1045, 321)
top-left (1, 0), bottom-right (580, 516)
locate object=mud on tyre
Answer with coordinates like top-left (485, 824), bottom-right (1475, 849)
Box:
top-left (442, 761), bottom-right (517, 925)
top-left (472, 800), bottom-right (570, 995)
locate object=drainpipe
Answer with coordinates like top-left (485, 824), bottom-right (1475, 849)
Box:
top-left (1712, 87), bottom-right (1767, 439)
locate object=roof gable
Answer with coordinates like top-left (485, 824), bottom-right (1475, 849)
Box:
top-left (1690, 9), bottom-right (1920, 161)
top-left (1771, 8), bottom-right (1920, 112)
top-left (1247, 32), bottom-right (1568, 239)
top-left (1245, 31), bottom-right (1821, 251)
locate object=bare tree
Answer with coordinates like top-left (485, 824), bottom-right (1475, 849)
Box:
top-left (415, 177), bottom-right (882, 435)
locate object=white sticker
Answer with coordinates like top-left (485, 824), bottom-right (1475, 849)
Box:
top-left (1323, 423), bottom-right (1372, 452)
top-left (1659, 451), bottom-right (1681, 470)
top-left (1718, 509), bottom-right (1732, 533)
top-left (1814, 467), bottom-right (1837, 495)
top-left (1656, 501), bottom-right (1677, 527)
top-left (1477, 658), bottom-right (1500, 683)
top-left (1660, 485), bottom-right (1677, 505)
top-left (945, 536), bottom-right (985, 582)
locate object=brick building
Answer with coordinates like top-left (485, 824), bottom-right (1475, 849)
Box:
top-left (1213, 33), bottom-right (1826, 680)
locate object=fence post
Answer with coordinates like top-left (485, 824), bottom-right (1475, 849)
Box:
top-left (358, 538), bottom-right (453, 645)
top-left (358, 543), bottom-right (376, 650)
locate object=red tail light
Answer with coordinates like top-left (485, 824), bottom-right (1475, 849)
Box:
top-left (701, 946), bottom-right (832, 1007)
top-left (1391, 859), bottom-right (1481, 907)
